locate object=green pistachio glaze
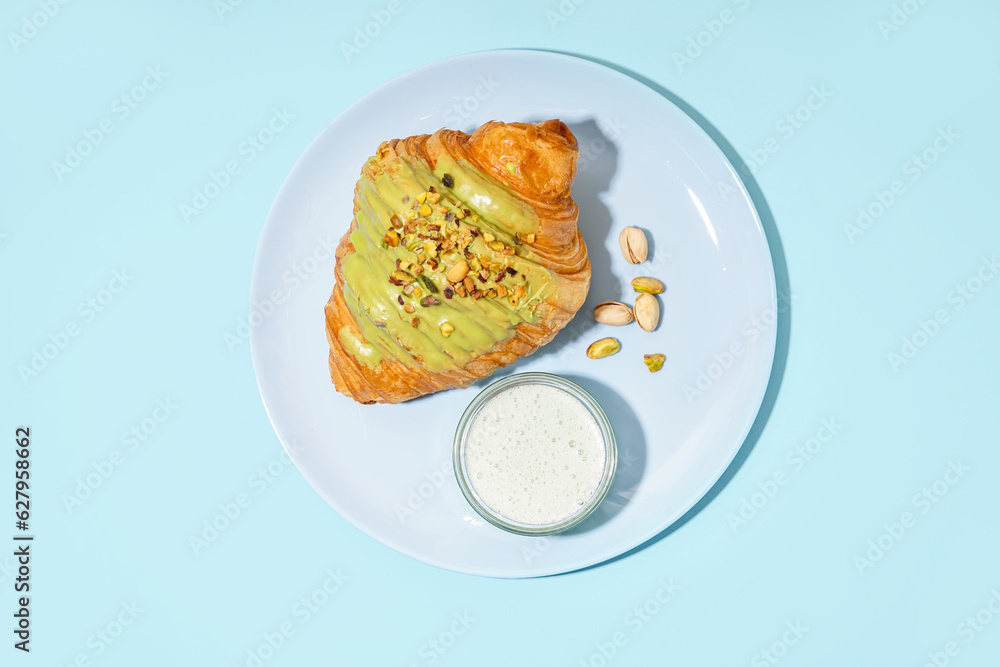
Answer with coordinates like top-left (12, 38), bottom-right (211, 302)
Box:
top-left (339, 150), bottom-right (555, 372)
top-left (337, 326), bottom-right (383, 368)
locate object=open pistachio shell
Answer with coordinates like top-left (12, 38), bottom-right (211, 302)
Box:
top-left (634, 293), bottom-right (660, 332)
top-left (618, 226), bottom-right (648, 264)
top-left (593, 302), bottom-right (634, 326)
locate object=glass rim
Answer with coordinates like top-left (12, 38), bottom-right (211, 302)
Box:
top-left (453, 372), bottom-right (618, 536)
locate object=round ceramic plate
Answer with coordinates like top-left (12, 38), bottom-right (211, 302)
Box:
top-left (250, 50), bottom-right (776, 577)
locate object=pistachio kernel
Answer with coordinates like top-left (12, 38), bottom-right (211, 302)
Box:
top-left (446, 259), bottom-right (469, 283)
top-left (631, 276), bottom-right (665, 295)
top-left (388, 269), bottom-right (413, 286)
top-left (587, 337), bottom-right (621, 359)
top-left (643, 353), bottom-right (666, 373)
top-left (417, 274), bottom-right (438, 294)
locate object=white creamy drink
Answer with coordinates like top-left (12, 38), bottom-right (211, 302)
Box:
top-left (464, 383), bottom-right (607, 525)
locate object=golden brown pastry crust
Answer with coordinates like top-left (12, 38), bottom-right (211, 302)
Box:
top-left (324, 119), bottom-right (590, 404)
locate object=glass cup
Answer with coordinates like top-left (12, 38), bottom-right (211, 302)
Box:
top-left (453, 372), bottom-right (618, 536)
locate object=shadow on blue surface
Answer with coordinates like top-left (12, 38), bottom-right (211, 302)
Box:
top-left (534, 51), bottom-right (793, 575)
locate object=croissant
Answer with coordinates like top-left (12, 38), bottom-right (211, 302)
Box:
top-left (324, 119), bottom-right (590, 404)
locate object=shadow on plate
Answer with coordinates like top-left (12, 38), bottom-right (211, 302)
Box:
top-left (559, 374), bottom-right (646, 534)
top-left (526, 50), bottom-right (793, 575)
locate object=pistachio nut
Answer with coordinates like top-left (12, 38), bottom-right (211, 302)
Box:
top-left (446, 259), bottom-right (469, 283)
top-left (593, 302), bottom-right (634, 326)
top-left (643, 353), bottom-right (666, 372)
top-left (634, 293), bottom-right (659, 332)
top-left (618, 226), bottom-right (648, 264)
top-left (631, 276), bottom-right (665, 295)
top-left (586, 337), bottom-right (622, 359)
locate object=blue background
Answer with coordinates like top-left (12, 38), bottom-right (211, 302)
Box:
top-left (3, 0), bottom-right (999, 665)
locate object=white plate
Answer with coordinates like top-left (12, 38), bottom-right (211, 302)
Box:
top-left (251, 50), bottom-right (776, 577)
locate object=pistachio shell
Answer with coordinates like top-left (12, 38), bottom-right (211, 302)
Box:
top-left (618, 226), bottom-right (648, 264)
top-left (634, 293), bottom-right (659, 332)
top-left (631, 276), bottom-right (665, 295)
top-left (586, 337), bottom-right (621, 359)
top-left (593, 301), bottom-right (634, 326)
top-left (643, 353), bottom-right (666, 372)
